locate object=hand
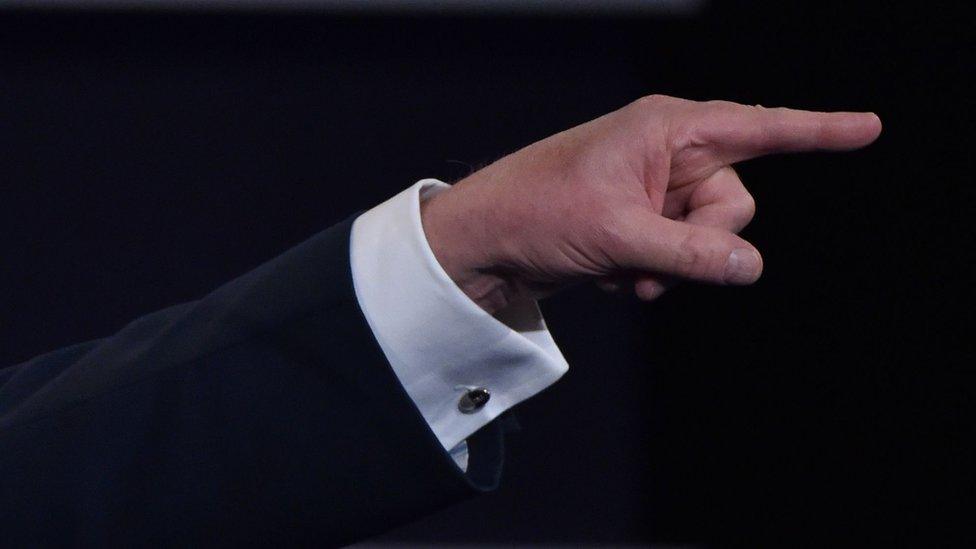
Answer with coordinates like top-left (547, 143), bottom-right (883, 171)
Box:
top-left (420, 95), bottom-right (882, 313)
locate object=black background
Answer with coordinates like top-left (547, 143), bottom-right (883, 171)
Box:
top-left (0, 2), bottom-right (971, 545)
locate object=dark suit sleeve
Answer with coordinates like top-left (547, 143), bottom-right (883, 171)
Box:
top-left (0, 213), bottom-right (507, 547)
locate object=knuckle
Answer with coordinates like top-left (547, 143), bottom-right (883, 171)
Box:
top-left (674, 227), bottom-right (712, 278)
top-left (634, 93), bottom-right (674, 111)
top-left (704, 99), bottom-right (738, 111)
top-left (731, 193), bottom-right (757, 226)
top-left (673, 226), bottom-right (732, 281)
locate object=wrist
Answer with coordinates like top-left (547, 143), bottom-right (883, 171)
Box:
top-left (420, 183), bottom-right (520, 315)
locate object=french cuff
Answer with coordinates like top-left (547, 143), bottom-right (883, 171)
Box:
top-left (349, 178), bottom-right (570, 453)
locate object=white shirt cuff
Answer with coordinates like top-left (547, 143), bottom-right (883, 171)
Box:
top-left (349, 179), bottom-right (569, 454)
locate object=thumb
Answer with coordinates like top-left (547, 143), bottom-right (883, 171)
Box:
top-left (616, 214), bottom-right (763, 285)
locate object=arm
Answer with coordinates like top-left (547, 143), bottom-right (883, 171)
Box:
top-left (0, 94), bottom-right (881, 547)
top-left (0, 215), bottom-right (498, 547)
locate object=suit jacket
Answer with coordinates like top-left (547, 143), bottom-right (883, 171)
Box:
top-left (0, 214), bottom-right (508, 547)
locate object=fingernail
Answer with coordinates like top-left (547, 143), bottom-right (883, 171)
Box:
top-left (724, 248), bottom-right (762, 284)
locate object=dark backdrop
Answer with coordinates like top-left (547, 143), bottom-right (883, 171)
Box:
top-left (0, 2), bottom-right (971, 545)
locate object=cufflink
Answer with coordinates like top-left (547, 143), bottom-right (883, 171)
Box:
top-left (457, 387), bottom-right (490, 414)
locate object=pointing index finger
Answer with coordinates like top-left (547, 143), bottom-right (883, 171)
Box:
top-left (695, 102), bottom-right (883, 163)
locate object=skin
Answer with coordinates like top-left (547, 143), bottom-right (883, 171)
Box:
top-left (420, 94), bottom-right (882, 314)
